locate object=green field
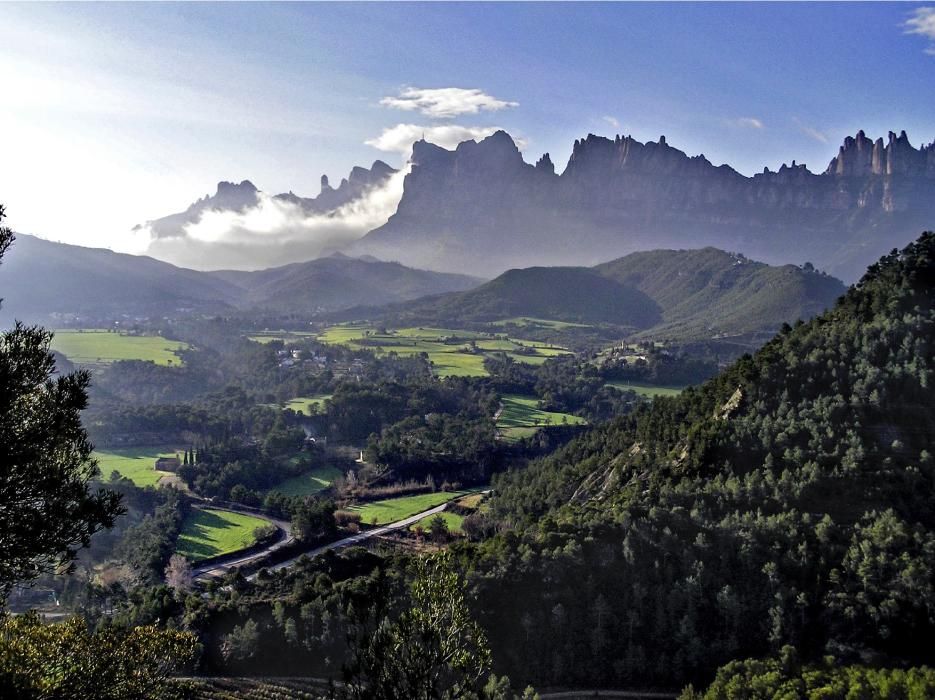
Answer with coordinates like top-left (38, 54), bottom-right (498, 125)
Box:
top-left (52, 330), bottom-right (190, 367)
top-left (491, 317), bottom-right (592, 330)
top-left (247, 331), bottom-right (318, 345)
top-left (318, 324), bottom-right (572, 378)
top-left (283, 395), bottom-right (332, 415)
top-left (93, 446), bottom-right (180, 487)
top-left (261, 394), bottom-right (332, 415)
top-left (409, 511), bottom-right (465, 534)
top-left (349, 491), bottom-right (466, 526)
top-left (496, 394), bottom-right (587, 442)
top-left (605, 381), bottom-right (685, 398)
top-left (269, 465), bottom-right (343, 497)
top-left (175, 508), bottom-right (269, 562)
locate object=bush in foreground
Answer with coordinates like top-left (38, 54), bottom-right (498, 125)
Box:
top-left (680, 647), bottom-right (935, 699)
top-left (0, 612), bottom-right (197, 699)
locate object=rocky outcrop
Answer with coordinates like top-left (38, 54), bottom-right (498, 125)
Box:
top-left (355, 130), bottom-right (935, 281)
top-left (135, 180), bottom-right (261, 239)
top-left (284, 160), bottom-right (396, 213)
top-left (137, 161), bottom-right (397, 239)
top-left (825, 130), bottom-right (935, 177)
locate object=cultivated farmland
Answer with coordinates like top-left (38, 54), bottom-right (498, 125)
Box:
top-left (496, 394), bottom-right (587, 442)
top-left (93, 446), bottom-right (181, 487)
top-left (349, 491), bottom-right (467, 526)
top-left (605, 380), bottom-right (685, 398)
top-left (51, 329), bottom-right (190, 367)
top-left (317, 324), bottom-right (571, 377)
top-left (175, 508), bottom-right (269, 562)
top-left (268, 465), bottom-right (343, 497)
top-left (247, 330), bottom-right (319, 345)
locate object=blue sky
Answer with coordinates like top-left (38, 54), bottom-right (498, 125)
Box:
top-left (2, 2), bottom-right (934, 253)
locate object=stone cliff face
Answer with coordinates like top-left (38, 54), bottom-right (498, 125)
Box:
top-left (825, 130), bottom-right (935, 178)
top-left (355, 130), bottom-right (935, 281)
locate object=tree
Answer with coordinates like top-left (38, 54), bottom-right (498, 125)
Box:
top-left (221, 619), bottom-right (260, 663)
top-left (0, 611), bottom-right (196, 699)
top-left (164, 554), bottom-right (193, 593)
top-left (0, 205), bottom-right (123, 602)
top-left (343, 553), bottom-right (493, 699)
top-left (429, 514), bottom-right (450, 543)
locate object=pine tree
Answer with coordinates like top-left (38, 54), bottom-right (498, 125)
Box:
top-left (0, 205), bottom-right (123, 602)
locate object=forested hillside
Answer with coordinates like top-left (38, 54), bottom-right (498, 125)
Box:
top-left (471, 232), bottom-right (935, 689)
top-left (595, 247), bottom-right (846, 339)
top-left (358, 247), bottom-right (844, 342)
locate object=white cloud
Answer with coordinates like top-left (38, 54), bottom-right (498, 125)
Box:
top-left (905, 7), bottom-right (935, 54)
top-left (602, 115), bottom-right (621, 130)
top-left (365, 123), bottom-right (525, 158)
top-left (140, 169), bottom-right (408, 270)
top-left (729, 117), bottom-right (764, 130)
top-left (793, 118), bottom-right (829, 144)
top-left (379, 87), bottom-right (518, 119)
top-left (905, 7), bottom-right (935, 38)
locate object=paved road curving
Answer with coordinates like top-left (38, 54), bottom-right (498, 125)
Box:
top-left (247, 502), bottom-right (451, 580)
top-left (192, 502), bottom-right (454, 582)
top-left (191, 505), bottom-right (295, 581)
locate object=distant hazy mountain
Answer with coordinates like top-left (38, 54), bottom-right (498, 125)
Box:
top-left (366, 248), bottom-right (846, 340)
top-left (135, 160), bottom-right (396, 240)
top-left (352, 129), bottom-right (935, 281)
top-left (0, 234), bottom-right (240, 324)
top-left (0, 235), bottom-right (477, 325)
top-left (208, 253), bottom-right (479, 314)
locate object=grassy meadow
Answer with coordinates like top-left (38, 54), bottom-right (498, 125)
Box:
top-left (260, 394), bottom-right (333, 416)
top-left (491, 317), bottom-right (592, 330)
top-left (317, 324), bottom-right (572, 378)
top-left (605, 381), bottom-right (685, 398)
top-left (349, 491), bottom-right (467, 526)
top-left (409, 511), bottom-right (465, 534)
top-left (175, 508), bottom-right (268, 562)
top-left (268, 465), bottom-right (343, 497)
top-left (52, 329), bottom-right (190, 367)
top-left (247, 331), bottom-right (318, 345)
top-left (496, 394), bottom-right (587, 442)
top-left (284, 395), bottom-right (332, 415)
top-left (93, 446), bottom-right (181, 487)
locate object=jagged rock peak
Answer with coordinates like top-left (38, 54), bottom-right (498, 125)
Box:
top-left (410, 138), bottom-right (450, 165)
top-left (370, 160), bottom-right (395, 177)
top-left (825, 130), bottom-right (935, 177)
top-left (564, 132), bottom-right (725, 179)
top-left (320, 174), bottom-right (332, 192)
top-left (217, 180), bottom-right (258, 194)
top-left (455, 129), bottom-right (522, 158)
top-left (535, 152), bottom-right (555, 174)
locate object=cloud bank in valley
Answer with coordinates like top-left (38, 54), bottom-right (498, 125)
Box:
top-left (140, 168), bottom-right (407, 271)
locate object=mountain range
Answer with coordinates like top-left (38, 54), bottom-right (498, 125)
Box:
top-left (350, 129), bottom-right (935, 281)
top-left (0, 234), bottom-right (475, 325)
top-left (339, 247), bottom-right (846, 341)
top-left (1, 231), bottom-right (843, 343)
